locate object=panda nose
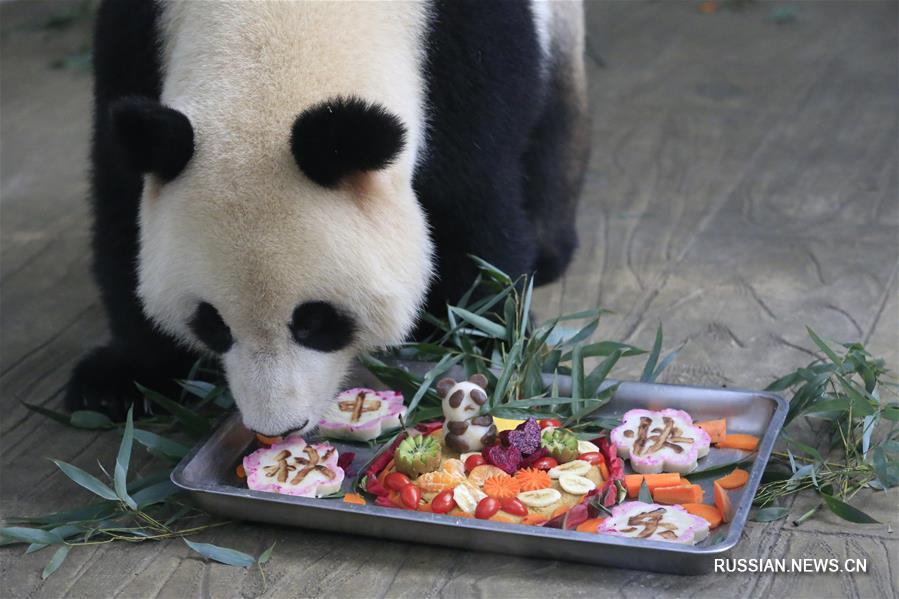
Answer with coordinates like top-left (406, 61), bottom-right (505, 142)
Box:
top-left (289, 301), bottom-right (355, 352)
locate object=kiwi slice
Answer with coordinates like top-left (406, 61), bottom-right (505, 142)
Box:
top-left (394, 434), bottom-right (442, 477)
top-left (540, 428), bottom-right (580, 463)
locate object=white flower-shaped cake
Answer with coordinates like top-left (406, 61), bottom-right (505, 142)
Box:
top-left (599, 501), bottom-right (710, 545)
top-left (610, 408), bottom-right (710, 474)
top-left (318, 388), bottom-right (406, 441)
top-left (244, 437), bottom-right (344, 497)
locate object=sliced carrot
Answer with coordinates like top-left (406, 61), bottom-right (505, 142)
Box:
top-left (522, 514), bottom-right (548, 526)
top-left (681, 503), bottom-right (723, 529)
top-left (575, 517), bottom-right (605, 533)
top-left (716, 468), bottom-right (750, 490)
top-left (342, 493), bottom-right (367, 506)
top-left (696, 418), bottom-right (727, 444)
top-left (652, 484), bottom-right (703, 505)
top-left (551, 505), bottom-right (570, 519)
top-left (715, 433), bottom-right (759, 451)
top-left (514, 468), bottom-right (552, 491)
top-left (598, 461), bottom-right (609, 481)
top-left (235, 464), bottom-right (246, 478)
top-left (483, 476), bottom-right (522, 499)
top-left (417, 502), bottom-right (432, 513)
top-left (255, 433), bottom-right (283, 446)
top-left (624, 473), bottom-right (683, 498)
top-left (714, 481), bottom-right (733, 523)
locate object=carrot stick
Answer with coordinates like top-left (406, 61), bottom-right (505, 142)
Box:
top-left (681, 503), bottom-right (723, 529)
top-left (342, 493), bottom-right (367, 506)
top-left (575, 517), bottom-right (605, 533)
top-left (652, 484), bottom-right (704, 505)
top-left (599, 461), bottom-right (609, 481)
top-left (235, 464), bottom-right (246, 478)
top-left (716, 468), bottom-right (750, 489)
top-left (624, 473), bottom-right (684, 497)
top-left (714, 481), bottom-right (733, 523)
top-left (696, 418), bottom-right (727, 444)
top-left (715, 433), bottom-right (759, 451)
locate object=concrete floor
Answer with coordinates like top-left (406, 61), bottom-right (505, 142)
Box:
top-left (1, 1), bottom-right (897, 597)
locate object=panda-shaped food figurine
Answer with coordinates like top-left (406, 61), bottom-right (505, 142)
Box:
top-left (436, 374), bottom-right (497, 453)
top-left (66, 1), bottom-right (588, 435)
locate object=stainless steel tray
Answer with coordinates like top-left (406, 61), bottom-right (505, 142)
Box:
top-left (171, 380), bottom-right (787, 574)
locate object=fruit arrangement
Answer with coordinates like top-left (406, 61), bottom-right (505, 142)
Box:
top-left (239, 379), bottom-right (760, 547)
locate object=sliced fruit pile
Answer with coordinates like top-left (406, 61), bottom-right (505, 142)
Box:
top-left (363, 418), bottom-right (618, 528)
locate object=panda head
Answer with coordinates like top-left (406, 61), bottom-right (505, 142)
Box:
top-left (110, 95), bottom-right (433, 435)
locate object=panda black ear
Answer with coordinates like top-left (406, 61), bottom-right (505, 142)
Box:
top-left (109, 97), bottom-right (194, 182)
top-left (291, 96), bottom-right (406, 188)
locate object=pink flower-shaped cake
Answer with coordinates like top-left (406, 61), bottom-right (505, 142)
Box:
top-left (610, 409), bottom-right (710, 474)
top-left (244, 437), bottom-right (344, 497)
top-left (599, 501), bottom-right (710, 545)
top-left (318, 388), bottom-right (406, 442)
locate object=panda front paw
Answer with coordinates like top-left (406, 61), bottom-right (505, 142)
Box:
top-left (65, 346), bottom-right (188, 421)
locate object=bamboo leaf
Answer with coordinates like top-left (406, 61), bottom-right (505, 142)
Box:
top-left (136, 384), bottom-right (211, 437)
top-left (133, 429), bottom-right (191, 459)
top-left (21, 402), bottom-right (72, 426)
top-left (640, 325), bottom-right (663, 382)
top-left (638, 479), bottom-right (652, 503)
top-left (184, 539), bottom-right (257, 567)
top-left (818, 492), bottom-right (879, 523)
top-left (492, 339), bottom-right (523, 406)
top-left (806, 327), bottom-right (842, 366)
top-left (114, 407), bottom-right (137, 510)
top-left (584, 349), bottom-right (623, 398)
top-left (0, 527), bottom-right (61, 546)
top-left (69, 411), bottom-right (115, 430)
top-left (406, 353), bottom-right (462, 416)
top-left (449, 307), bottom-right (506, 339)
top-left (51, 460), bottom-right (118, 501)
top-left (258, 542), bottom-right (276, 565)
top-left (132, 480), bottom-right (182, 508)
top-left (41, 545), bottom-right (70, 580)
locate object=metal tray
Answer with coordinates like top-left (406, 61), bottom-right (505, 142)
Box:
top-left (171, 379), bottom-right (786, 574)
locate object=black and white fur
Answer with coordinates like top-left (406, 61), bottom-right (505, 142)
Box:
top-left (68, 0), bottom-right (589, 435)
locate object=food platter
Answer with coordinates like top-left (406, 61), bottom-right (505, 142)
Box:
top-left (171, 378), bottom-right (786, 574)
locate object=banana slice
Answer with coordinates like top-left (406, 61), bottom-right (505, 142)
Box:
top-left (558, 473), bottom-right (596, 495)
top-left (517, 488), bottom-right (563, 508)
top-left (577, 440), bottom-right (600, 454)
top-left (453, 482), bottom-right (486, 513)
top-left (548, 459), bottom-right (591, 479)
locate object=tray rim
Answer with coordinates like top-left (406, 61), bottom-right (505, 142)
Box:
top-left (171, 379), bottom-right (788, 560)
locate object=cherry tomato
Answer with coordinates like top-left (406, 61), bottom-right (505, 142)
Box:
top-left (538, 419), bottom-right (562, 430)
top-left (475, 497), bottom-right (500, 520)
top-left (578, 452), bottom-right (604, 466)
top-left (465, 454), bottom-right (487, 472)
top-left (400, 483), bottom-right (421, 510)
top-left (385, 472), bottom-right (413, 492)
top-left (499, 497), bottom-right (528, 517)
top-left (531, 456), bottom-right (558, 471)
top-left (430, 489), bottom-right (457, 514)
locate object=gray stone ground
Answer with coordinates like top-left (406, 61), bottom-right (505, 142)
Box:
top-left (1, 1), bottom-right (897, 597)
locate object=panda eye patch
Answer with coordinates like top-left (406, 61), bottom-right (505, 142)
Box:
top-left (290, 301), bottom-right (355, 353)
top-left (189, 302), bottom-right (233, 353)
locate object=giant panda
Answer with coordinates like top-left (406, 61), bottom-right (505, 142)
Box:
top-left (66, 0), bottom-right (589, 436)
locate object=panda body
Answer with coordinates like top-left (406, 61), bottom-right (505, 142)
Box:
top-left (70, 0), bottom-right (588, 435)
